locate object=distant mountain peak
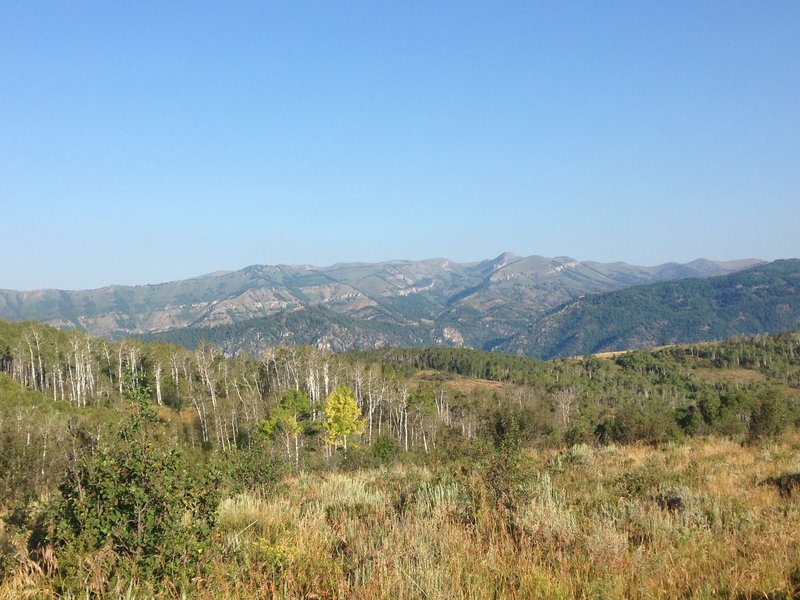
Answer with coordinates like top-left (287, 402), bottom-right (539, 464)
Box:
top-left (489, 251), bottom-right (522, 270)
top-left (0, 254), bottom-right (777, 352)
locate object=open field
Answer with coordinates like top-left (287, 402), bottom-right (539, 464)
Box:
top-left (4, 435), bottom-right (798, 599)
top-left (690, 368), bottom-right (769, 386)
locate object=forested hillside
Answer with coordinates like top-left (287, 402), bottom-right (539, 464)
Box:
top-left (494, 258), bottom-right (800, 358)
top-left (1, 319), bottom-right (799, 597)
top-left (3, 319), bottom-right (799, 464)
top-left (141, 305), bottom-right (443, 354)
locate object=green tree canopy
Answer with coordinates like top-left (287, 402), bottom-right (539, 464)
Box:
top-left (260, 389), bottom-right (312, 467)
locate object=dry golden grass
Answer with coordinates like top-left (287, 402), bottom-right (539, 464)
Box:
top-left (411, 369), bottom-right (508, 395)
top-left (691, 367), bottom-right (768, 385)
top-left (442, 377), bottom-right (505, 395)
top-left (3, 436), bottom-right (799, 599)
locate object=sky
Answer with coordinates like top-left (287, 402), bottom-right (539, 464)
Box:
top-left (2, 1), bottom-right (799, 290)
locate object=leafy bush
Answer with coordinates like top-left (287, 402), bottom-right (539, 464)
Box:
top-left (603, 400), bottom-right (682, 445)
top-left (0, 528), bottom-right (17, 582)
top-left (370, 434), bottom-right (399, 466)
top-left (53, 382), bottom-right (220, 591)
top-left (227, 440), bottom-right (290, 494)
top-left (484, 415), bottom-right (532, 522)
top-left (748, 388), bottom-right (788, 443)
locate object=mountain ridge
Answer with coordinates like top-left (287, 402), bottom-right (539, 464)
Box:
top-left (140, 258), bottom-right (798, 359)
top-left (1, 253), bottom-right (762, 294)
top-left (492, 259), bottom-right (800, 358)
top-left (0, 253), bottom-right (768, 353)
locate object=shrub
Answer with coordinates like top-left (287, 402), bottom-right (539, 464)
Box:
top-left (227, 440), bottom-right (289, 494)
top-left (53, 380), bottom-right (220, 591)
top-left (586, 522), bottom-right (628, 573)
top-left (605, 400), bottom-right (682, 445)
top-left (567, 442), bottom-right (595, 465)
top-left (515, 471), bottom-right (577, 550)
top-left (484, 415), bottom-right (530, 518)
top-left (370, 434), bottom-right (399, 466)
top-left (748, 388), bottom-right (788, 443)
top-left (765, 472), bottom-right (800, 498)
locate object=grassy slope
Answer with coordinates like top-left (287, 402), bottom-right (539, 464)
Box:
top-left (5, 437), bottom-right (797, 598)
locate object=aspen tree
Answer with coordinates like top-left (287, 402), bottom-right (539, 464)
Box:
top-left (323, 383), bottom-right (364, 458)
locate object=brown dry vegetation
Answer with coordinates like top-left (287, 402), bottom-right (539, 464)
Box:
top-left (3, 436), bottom-right (799, 599)
top-left (691, 368), bottom-right (769, 386)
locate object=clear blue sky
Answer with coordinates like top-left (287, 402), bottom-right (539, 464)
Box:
top-left (2, 1), bottom-right (799, 290)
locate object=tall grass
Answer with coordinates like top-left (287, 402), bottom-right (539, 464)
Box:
top-left (3, 435), bottom-right (800, 598)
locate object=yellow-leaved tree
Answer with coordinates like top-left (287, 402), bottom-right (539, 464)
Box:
top-left (323, 383), bottom-right (364, 458)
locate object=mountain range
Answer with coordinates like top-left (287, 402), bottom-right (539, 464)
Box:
top-left (4, 253), bottom-right (790, 358)
top-left (494, 259), bottom-right (800, 357)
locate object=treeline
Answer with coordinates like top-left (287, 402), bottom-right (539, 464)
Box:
top-left (349, 346), bottom-right (552, 383)
top-left (2, 320), bottom-right (799, 491)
